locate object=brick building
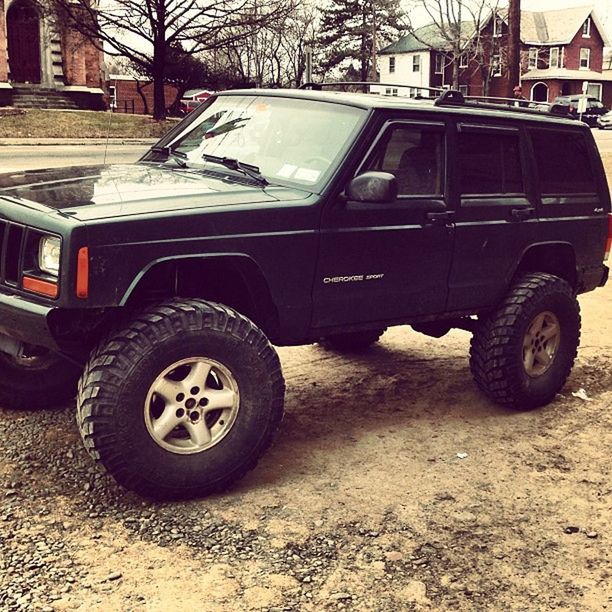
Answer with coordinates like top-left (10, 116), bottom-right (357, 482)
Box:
top-left (108, 75), bottom-right (179, 116)
top-left (377, 6), bottom-right (612, 107)
top-left (0, 0), bottom-right (105, 109)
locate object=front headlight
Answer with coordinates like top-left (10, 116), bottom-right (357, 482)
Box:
top-left (38, 236), bottom-right (61, 276)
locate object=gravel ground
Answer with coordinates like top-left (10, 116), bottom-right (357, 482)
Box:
top-left (0, 152), bottom-right (610, 612)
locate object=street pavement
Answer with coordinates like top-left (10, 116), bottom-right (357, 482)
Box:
top-left (0, 143), bottom-right (152, 173)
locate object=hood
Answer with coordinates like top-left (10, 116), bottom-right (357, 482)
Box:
top-left (0, 163), bottom-right (298, 220)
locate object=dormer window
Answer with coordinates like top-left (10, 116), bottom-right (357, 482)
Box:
top-left (582, 17), bottom-right (591, 37)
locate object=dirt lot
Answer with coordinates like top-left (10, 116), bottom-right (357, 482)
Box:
top-left (0, 157), bottom-right (611, 612)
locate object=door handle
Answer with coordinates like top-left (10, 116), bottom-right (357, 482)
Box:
top-left (426, 211), bottom-right (455, 225)
top-left (510, 207), bottom-right (535, 221)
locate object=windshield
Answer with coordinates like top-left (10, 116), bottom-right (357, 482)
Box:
top-left (166, 94), bottom-right (365, 189)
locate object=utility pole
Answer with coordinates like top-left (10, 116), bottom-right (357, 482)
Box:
top-left (507, 0), bottom-right (521, 97)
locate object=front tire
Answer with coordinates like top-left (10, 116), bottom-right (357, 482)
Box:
top-left (77, 300), bottom-right (285, 499)
top-left (470, 273), bottom-right (580, 410)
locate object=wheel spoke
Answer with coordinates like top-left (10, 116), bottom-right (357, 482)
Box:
top-left (184, 361), bottom-right (212, 391)
top-left (523, 348), bottom-right (535, 373)
top-left (153, 407), bottom-right (182, 441)
top-left (529, 312), bottom-right (546, 335)
top-left (184, 420), bottom-right (212, 446)
top-left (203, 388), bottom-right (236, 413)
top-left (536, 347), bottom-right (551, 366)
top-left (541, 322), bottom-right (559, 341)
top-left (154, 378), bottom-right (185, 403)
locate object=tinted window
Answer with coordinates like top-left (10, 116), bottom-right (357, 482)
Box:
top-left (366, 125), bottom-right (444, 196)
top-left (458, 130), bottom-right (523, 194)
top-left (531, 130), bottom-right (596, 195)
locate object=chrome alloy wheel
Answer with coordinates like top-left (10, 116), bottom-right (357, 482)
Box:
top-left (144, 358), bottom-right (239, 454)
top-left (522, 311), bottom-right (561, 377)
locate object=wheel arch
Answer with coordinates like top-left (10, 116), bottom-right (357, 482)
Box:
top-left (121, 254), bottom-right (280, 339)
top-left (512, 242), bottom-right (577, 290)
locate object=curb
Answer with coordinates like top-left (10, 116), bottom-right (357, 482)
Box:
top-left (0, 138), bottom-right (157, 146)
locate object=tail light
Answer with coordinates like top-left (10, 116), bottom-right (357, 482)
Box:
top-left (605, 214), bottom-right (612, 261)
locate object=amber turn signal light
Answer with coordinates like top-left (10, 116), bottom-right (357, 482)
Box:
top-left (76, 247), bottom-right (89, 298)
top-left (22, 276), bottom-right (58, 298)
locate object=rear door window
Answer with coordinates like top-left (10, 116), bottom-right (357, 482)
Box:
top-left (530, 130), bottom-right (597, 195)
top-left (458, 126), bottom-right (524, 195)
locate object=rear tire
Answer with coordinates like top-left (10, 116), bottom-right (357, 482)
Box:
top-left (320, 328), bottom-right (386, 352)
top-left (0, 349), bottom-right (81, 410)
top-left (470, 273), bottom-right (580, 410)
top-left (77, 300), bottom-right (285, 499)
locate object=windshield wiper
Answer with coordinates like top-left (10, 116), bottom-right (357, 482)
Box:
top-left (201, 154), bottom-right (268, 186)
top-left (150, 145), bottom-right (188, 168)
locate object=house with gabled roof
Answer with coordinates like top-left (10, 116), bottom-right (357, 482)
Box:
top-left (377, 5), bottom-right (612, 107)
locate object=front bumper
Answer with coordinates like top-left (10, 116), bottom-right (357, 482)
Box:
top-left (0, 291), bottom-right (57, 350)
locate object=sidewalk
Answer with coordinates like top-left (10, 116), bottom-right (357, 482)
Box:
top-left (0, 138), bottom-right (157, 146)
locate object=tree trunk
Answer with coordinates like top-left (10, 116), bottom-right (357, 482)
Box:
top-left (134, 80), bottom-right (149, 115)
top-left (152, 47), bottom-right (166, 120)
top-left (507, 0), bottom-right (521, 96)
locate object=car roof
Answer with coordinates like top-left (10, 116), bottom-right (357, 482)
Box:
top-left (220, 87), bottom-right (583, 128)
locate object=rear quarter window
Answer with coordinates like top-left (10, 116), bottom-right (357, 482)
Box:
top-left (530, 129), bottom-right (597, 195)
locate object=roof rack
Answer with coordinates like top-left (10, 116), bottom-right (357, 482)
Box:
top-left (299, 81), bottom-right (574, 119)
top-left (299, 81), bottom-right (446, 97)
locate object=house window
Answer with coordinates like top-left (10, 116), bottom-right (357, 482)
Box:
top-left (491, 54), bottom-right (501, 77)
top-left (109, 85), bottom-right (117, 110)
top-left (435, 54), bottom-right (444, 74)
top-left (459, 85), bottom-right (468, 96)
top-left (385, 87), bottom-right (398, 96)
top-left (528, 48), bottom-right (538, 70)
top-left (582, 17), bottom-right (591, 37)
top-left (459, 53), bottom-right (468, 68)
top-left (580, 48), bottom-right (590, 69)
top-left (458, 130), bottom-right (523, 195)
top-left (549, 47), bottom-right (559, 69)
top-left (412, 55), bottom-right (420, 72)
top-left (493, 13), bottom-right (503, 37)
top-left (389, 56), bottom-right (396, 74)
top-left (586, 83), bottom-right (602, 100)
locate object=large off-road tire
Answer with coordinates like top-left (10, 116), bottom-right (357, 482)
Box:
top-left (470, 273), bottom-right (580, 410)
top-left (320, 328), bottom-right (386, 352)
top-left (77, 300), bottom-right (285, 499)
top-left (0, 349), bottom-right (81, 410)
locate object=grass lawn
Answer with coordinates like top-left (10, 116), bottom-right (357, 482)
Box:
top-left (0, 109), bottom-right (178, 139)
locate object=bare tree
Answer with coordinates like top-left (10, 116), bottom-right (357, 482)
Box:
top-left (208, 3), bottom-right (318, 88)
top-left (405, 0), bottom-right (499, 89)
top-left (52, 0), bottom-right (295, 119)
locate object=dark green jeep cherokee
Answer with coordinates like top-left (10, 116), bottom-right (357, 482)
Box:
top-left (0, 88), bottom-right (609, 498)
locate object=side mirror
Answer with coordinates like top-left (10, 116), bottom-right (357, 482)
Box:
top-left (347, 171), bottom-right (397, 204)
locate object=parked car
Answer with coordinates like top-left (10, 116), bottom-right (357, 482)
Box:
top-left (553, 95), bottom-right (609, 127)
top-left (597, 110), bottom-right (612, 130)
top-left (0, 87), bottom-right (609, 499)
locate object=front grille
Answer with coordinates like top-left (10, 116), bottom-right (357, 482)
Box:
top-left (0, 221), bottom-right (26, 286)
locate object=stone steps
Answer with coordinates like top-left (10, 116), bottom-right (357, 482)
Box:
top-left (10, 88), bottom-right (81, 110)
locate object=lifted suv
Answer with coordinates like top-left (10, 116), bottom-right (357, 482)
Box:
top-left (0, 88), bottom-right (609, 498)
